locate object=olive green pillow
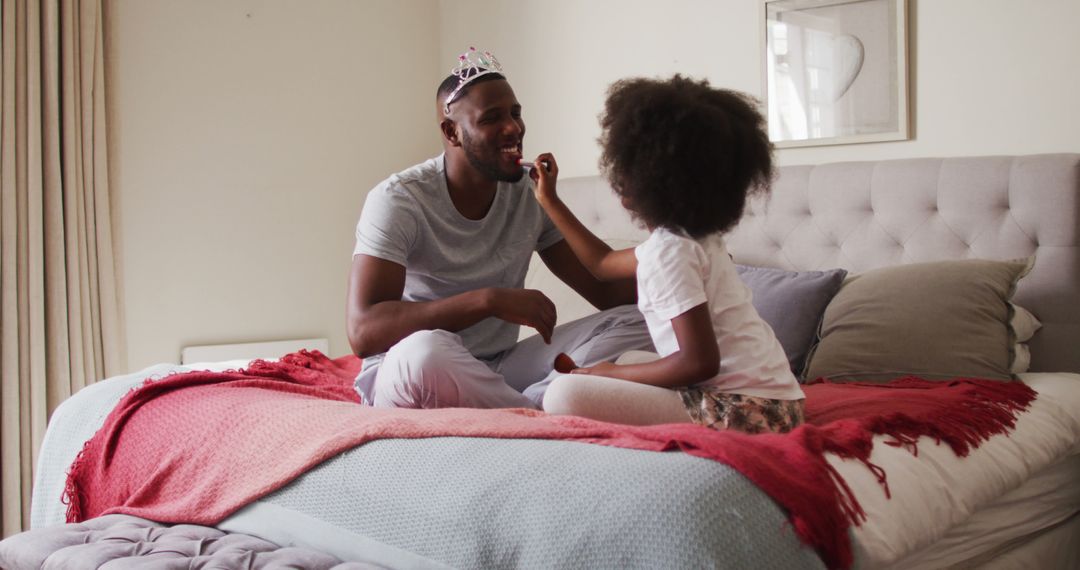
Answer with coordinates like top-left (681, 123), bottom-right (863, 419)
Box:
top-left (803, 258), bottom-right (1034, 382)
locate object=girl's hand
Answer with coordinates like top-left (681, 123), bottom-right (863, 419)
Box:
top-left (571, 360), bottom-right (619, 376)
top-left (528, 152), bottom-right (559, 206)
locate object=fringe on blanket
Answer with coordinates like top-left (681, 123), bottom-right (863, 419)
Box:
top-left (791, 376), bottom-right (1038, 568)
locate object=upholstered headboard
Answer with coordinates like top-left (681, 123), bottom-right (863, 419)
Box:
top-left (525, 154), bottom-right (1080, 373)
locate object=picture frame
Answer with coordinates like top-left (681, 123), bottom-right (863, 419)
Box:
top-left (763, 0), bottom-right (909, 148)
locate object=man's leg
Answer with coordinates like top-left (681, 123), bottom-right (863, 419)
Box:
top-left (494, 305), bottom-right (654, 406)
top-left (370, 330), bottom-right (537, 409)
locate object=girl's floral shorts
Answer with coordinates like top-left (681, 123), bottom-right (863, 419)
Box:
top-left (677, 387), bottom-right (805, 434)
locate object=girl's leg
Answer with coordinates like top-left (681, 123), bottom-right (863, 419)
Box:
top-left (541, 373), bottom-right (691, 426)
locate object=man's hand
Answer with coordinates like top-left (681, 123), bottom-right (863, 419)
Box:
top-left (528, 152), bottom-right (559, 206)
top-left (487, 288), bottom-right (557, 344)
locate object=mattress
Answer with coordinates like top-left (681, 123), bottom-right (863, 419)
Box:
top-left (885, 451), bottom-right (1080, 569)
top-left (844, 372), bottom-right (1080, 567)
top-left (30, 364), bottom-right (1080, 569)
top-left (973, 510), bottom-right (1080, 569)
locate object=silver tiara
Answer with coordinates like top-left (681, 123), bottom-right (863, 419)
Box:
top-left (443, 47), bottom-right (503, 114)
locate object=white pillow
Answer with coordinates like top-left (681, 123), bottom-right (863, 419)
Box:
top-left (1010, 303), bottom-right (1042, 342)
top-left (1010, 304), bottom-right (1041, 374)
top-left (1011, 344), bottom-right (1031, 374)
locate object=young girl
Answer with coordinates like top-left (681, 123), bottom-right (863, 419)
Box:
top-left (529, 75), bottom-right (804, 434)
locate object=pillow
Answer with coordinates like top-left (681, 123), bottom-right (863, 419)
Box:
top-left (1011, 344), bottom-right (1032, 375)
top-left (1009, 303), bottom-right (1042, 374)
top-left (1010, 303), bottom-right (1042, 343)
top-left (803, 258), bottom-right (1034, 382)
top-left (736, 265), bottom-right (848, 377)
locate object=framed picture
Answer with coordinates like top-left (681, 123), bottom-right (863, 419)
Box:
top-left (763, 0), bottom-right (909, 148)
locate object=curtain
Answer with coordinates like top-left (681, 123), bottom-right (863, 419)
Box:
top-left (0, 0), bottom-right (123, 537)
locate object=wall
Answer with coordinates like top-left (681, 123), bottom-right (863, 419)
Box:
top-left (440, 0), bottom-right (762, 177)
top-left (106, 0), bottom-right (441, 371)
top-left (439, 0), bottom-right (1080, 172)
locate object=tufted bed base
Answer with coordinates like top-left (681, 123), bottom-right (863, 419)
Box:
top-left (0, 514), bottom-right (374, 569)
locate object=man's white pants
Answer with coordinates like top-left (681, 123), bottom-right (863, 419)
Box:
top-left (354, 305), bottom-right (653, 409)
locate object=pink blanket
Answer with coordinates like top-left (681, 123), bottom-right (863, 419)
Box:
top-left (65, 350), bottom-right (1035, 570)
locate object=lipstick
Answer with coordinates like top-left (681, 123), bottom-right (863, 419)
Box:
top-left (519, 160), bottom-right (550, 171)
top-left (553, 352), bottom-right (577, 374)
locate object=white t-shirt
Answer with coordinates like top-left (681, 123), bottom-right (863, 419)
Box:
top-left (634, 227), bottom-right (804, 400)
top-left (353, 154), bottom-right (563, 359)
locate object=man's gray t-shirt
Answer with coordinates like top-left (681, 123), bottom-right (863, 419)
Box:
top-left (353, 154), bottom-right (563, 360)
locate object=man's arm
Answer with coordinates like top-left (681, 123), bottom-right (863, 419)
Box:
top-left (538, 241), bottom-right (637, 310)
top-left (347, 254), bottom-right (558, 357)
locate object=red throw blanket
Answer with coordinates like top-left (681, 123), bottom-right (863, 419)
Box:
top-left (64, 351), bottom-right (1036, 570)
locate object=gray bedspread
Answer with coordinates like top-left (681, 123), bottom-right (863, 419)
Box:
top-left (31, 363), bottom-right (828, 569)
top-left (225, 437), bottom-right (828, 569)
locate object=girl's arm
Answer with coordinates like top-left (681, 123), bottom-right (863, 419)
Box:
top-left (572, 302), bottom-right (719, 388)
top-left (529, 153), bottom-right (637, 282)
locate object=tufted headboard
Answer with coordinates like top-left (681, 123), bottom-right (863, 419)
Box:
top-left (525, 154), bottom-right (1080, 373)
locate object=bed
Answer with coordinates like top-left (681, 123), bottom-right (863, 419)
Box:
top-left (13, 153), bottom-right (1080, 569)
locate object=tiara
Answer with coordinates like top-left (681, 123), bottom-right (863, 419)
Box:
top-left (443, 47), bottom-right (503, 114)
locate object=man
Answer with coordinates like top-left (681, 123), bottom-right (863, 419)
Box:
top-left (346, 48), bottom-right (652, 409)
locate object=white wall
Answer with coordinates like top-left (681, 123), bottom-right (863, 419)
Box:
top-left (440, 0), bottom-right (764, 177)
top-left (440, 0), bottom-right (1080, 171)
top-left (106, 0), bottom-right (441, 371)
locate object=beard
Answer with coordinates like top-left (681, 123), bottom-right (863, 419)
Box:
top-left (461, 128), bottom-right (524, 183)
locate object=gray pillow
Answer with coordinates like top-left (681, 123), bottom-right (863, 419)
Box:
top-left (736, 265), bottom-right (848, 378)
top-left (803, 258), bottom-right (1034, 382)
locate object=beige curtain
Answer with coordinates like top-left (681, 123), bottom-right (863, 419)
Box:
top-left (1, 0), bottom-right (123, 537)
